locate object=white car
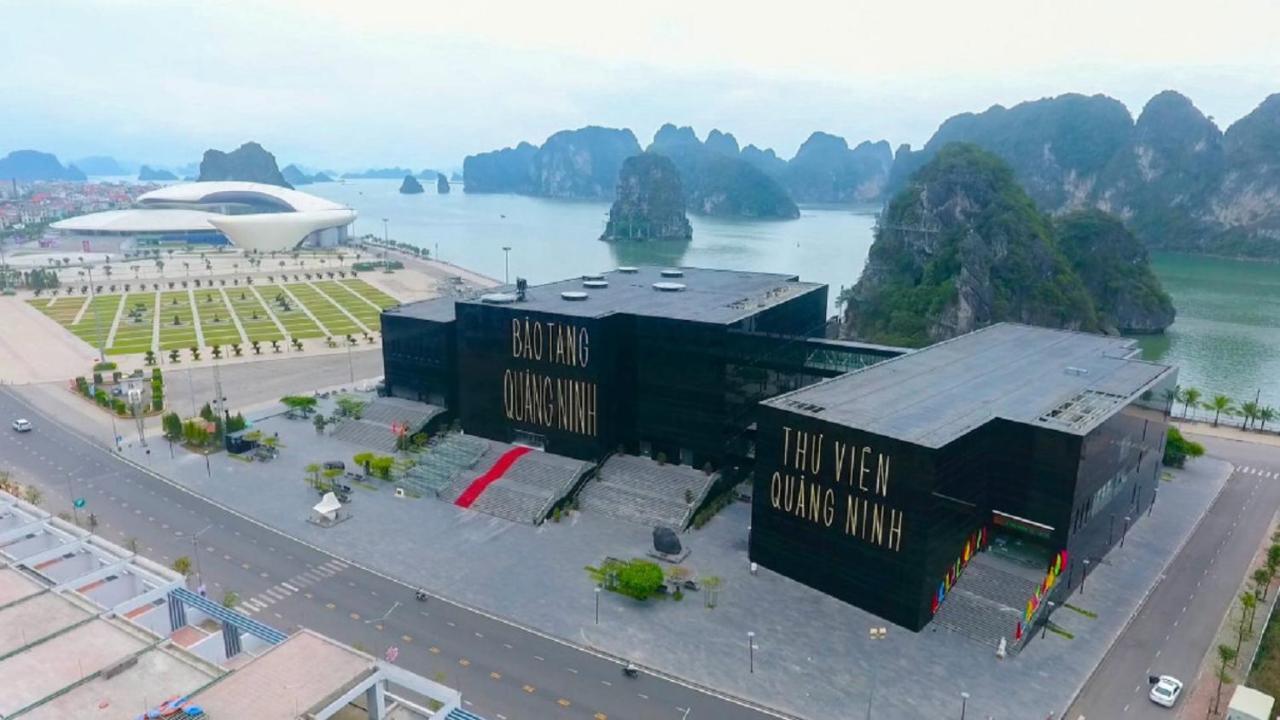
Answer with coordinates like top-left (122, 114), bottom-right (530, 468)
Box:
top-left (11, 419), bottom-right (32, 433)
top-left (1149, 675), bottom-right (1183, 707)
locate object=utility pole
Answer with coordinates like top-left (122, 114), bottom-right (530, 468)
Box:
top-left (86, 264), bottom-right (104, 361)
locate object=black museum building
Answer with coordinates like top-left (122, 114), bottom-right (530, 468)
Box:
top-left (380, 267), bottom-right (1176, 632)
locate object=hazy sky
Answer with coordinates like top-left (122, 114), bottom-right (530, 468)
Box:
top-left (2, 0), bottom-right (1277, 171)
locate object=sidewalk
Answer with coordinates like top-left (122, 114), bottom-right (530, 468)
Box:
top-left (1177, 420), bottom-right (1280, 449)
top-left (1179, 510), bottom-right (1280, 719)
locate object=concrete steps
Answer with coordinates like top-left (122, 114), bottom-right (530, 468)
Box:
top-left (578, 455), bottom-right (714, 529)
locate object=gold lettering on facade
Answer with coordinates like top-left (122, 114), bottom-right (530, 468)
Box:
top-left (858, 446), bottom-right (871, 491)
top-left (501, 369), bottom-right (599, 437)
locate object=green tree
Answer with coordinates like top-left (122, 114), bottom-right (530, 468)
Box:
top-left (1254, 567), bottom-right (1272, 601)
top-left (1205, 394), bottom-right (1234, 427)
top-left (1241, 591), bottom-right (1258, 636)
top-left (1241, 400), bottom-right (1261, 430)
top-left (702, 575), bottom-right (722, 608)
top-left (353, 452), bottom-right (376, 475)
top-left (304, 463), bottom-right (322, 486)
top-left (370, 455), bottom-right (395, 480)
top-left (1214, 644), bottom-right (1238, 714)
top-left (1181, 387), bottom-right (1201, 419)
top-left (1259, 406), bottom-right (1277, 432)
top-left (1162, 427), bottom-right (1204, 468)
top-left (321, 466), bottom-right (343, 491)
top-left (222, 590), bottom-right (240, 609)
top-left (172, 556), bottom-right (192, 576)
top-left (162, 412), bottom-right (183, 440)
top-left (615, 559), bottom-right (665, 601)
top-left (280, 395), bottom-right (317, 415)
top-left (335, 396), bottom-right (367, 419)
top-left (199, 402), bottom-right (215, 422)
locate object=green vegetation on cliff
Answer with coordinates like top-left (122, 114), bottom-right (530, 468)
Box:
top-left (1055, 210), bottom-right (1175, 333)
top-left (844, 144), bottom-right (1156, 346)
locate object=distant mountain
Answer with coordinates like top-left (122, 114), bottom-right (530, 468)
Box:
top-left (886, 91), bottom-right (1280, 258)
top-left (787, 133), bottom-right (893, 203)
top-left (138, 165), bottom-right (178, 181)
top-left (648, 124), bottom-right (799, 219)
top-left (1055, 209), bottom-right (1174, 333)
top-left (399, 175), bottom-right (425, 194)
top-left (436, 173), bottom-right (450, 194)
top-left (74, 155), bottom-right (133, 176)
top-left (704, 129), bottom-right (741, 157)
top-left (450, 171), bottom-right (463, 182)
top-left (463, 142), bottom-right (537, 194)
top-left (0, 150), bottom-right (86, 181)
top-left (740, 144), bottom-right (788, 178)
top-left (281, 164), bottom-right (315, 186)
top-left (342, 167), bottom-right (415, 179)
top-left (415, 168), bottom-right (440, 180)
top-left (464, 127), bottom-right (640, 199)
top-left (312, 172), bottom-right (333, 183)
top-left (197, 142), bottom-right (290, 188)
top-left (601, 153), bottom-right (691, 242)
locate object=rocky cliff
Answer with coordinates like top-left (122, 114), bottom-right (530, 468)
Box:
top-left (889, 91), bottom-right (1280, 258)
top-left (197, 142), bottom-right (290, 188)
top-left (786, 132), bottom-right (893, 203)
top-left (648, 124), bottom-right (799, 219)
top-left (74, 156), bottom-right (130, 176)
top-left (842, 144), bottom-right (1102, 346)
top-left (281, 164), bottom-right (315, 186)
top-left (600, 153), bottom-right (692, 242)
top-left (399, 175), bottom-right (424, 194)
top-left (531, 126), bottom-right (641, 199)
top-left (342, 167), bottom-right (414, 179)
top-left (437, 173), bottom-right (450, 194)
top-left (0, 150), bottom-right (85, 181)
top-left (1054, 210), bottom-right (1175, 333)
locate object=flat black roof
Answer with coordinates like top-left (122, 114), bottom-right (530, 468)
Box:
top-left (764, 323), bottom-right (1174, 448)
top-left (389, 266), bottom-right (825, 326)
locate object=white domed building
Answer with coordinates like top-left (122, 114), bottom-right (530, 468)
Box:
top-left (52, 181), bottom-right (356, 253)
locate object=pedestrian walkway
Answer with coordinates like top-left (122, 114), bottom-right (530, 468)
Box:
top-left (238, 557), bottom-right (350, 615)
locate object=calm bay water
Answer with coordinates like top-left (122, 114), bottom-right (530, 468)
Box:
top-left (311, 179), bottom-right (1279, 409)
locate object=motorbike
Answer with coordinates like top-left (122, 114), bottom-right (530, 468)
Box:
top-left (621, 663), bottom-right (639, 678)
top-left (415, 590), bottom-right (428, 602)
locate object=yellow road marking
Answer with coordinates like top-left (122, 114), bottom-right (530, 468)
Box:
top-left (349, 612), bottom-right (361, 620)
top-left (324, 603), bottom-right (335, 610)
top-left (458, 659), bottom-right (471, 667)
top-left (401, 634), bottom-right (412, 642)
top-left (558, 698), bottom-right (571, 707)
top-left (523, 684), bottom-right (536, 694)
top-left (374, 623), bottom-right (383, 631)
top-left (595, 714), bottom-right (608, 720)
top-left (429, 647), bottom-right (440, 654)
top-left (490, 671), bottom-right (502, 680)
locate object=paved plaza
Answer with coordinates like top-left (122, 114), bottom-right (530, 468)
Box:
top-left (114, 395), bottom-right (1231, 720)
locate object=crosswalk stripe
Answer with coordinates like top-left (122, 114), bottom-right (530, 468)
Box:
top-left (281, 582), bottom-right (298, 592)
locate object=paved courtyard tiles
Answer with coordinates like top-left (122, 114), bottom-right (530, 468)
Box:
top-left (119, 406), bottom-right (1228, 720)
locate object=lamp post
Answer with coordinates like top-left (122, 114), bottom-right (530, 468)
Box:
top-left (1081, 559), bottom-right (1090, 593)
top-left (1121, 515), bottom-right (1132, 548)
top-left (502, 246), bottom-right (512, 284)
top-left (747, 631), bottom-right (755, 673)
top-left (960, 691), bottom-right (969, 720)
top-left (594, 586), bottom-right (601, 625)
top-left (1041, 601), bottom-right (1056, 639)
top-left (865, 626), bottom-right (887, 719)
top-left (192, 524), bottom-right (213, 593)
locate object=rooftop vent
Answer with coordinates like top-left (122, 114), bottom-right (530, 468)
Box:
top-left (653, 282), bottom-right (686, 292)
top-left (561, 291), bottom-right (589, 301)
top-left (660, 269), bottom-right (684, 278)
top-left (480, 293), bottom-right (518, 305)
top-left (617, 266), bottom-right (639, 274)
top-left (1064, 366), bottom-right (1090, 377)
top-left (583, 280), bottom-right (609, 289)
top-left (582, 273), bottom-right (605, 281)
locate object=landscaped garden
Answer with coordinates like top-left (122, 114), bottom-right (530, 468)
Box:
top-left (314, 280), bottom-right (382, 331)
top-left (158, 291), bottom-right (198, 351)
top-left (107, 293), bottom-right (157, 355)
top-left (193, 289), bottom-right (243, 347)
top-left (285, 283), bottom-right (362, 336)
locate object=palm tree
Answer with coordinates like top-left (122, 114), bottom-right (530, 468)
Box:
top-left (1214, 644), bottom-right (1238, 714)
top-left (1241, 401), bottom-right (1261, 430)
top-left (1181, 387), bottom-right (1202, 420)
top-left (1205, 395), bottom-right (1235, 427)
top-left (1162, 386), bottom-right (1181, 416)
top-left (1259, 406), bottom-right (1277, 433)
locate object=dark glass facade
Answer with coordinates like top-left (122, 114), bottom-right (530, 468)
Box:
top-left (750, 368), bottom-right (1176, 631)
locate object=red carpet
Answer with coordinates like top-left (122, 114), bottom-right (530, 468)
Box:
top-left (454, 446), bottom-right (533, 508)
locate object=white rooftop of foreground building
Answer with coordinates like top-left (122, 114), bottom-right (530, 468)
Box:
top-left (0, 491), bottom-right (469, 720)
top-left (50, 207), bottom-right (219, 233)
top-left (135, 181), bottom-right (348, 213)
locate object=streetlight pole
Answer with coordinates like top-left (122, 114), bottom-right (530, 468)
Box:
top-left (1122, 515), bottom-right (1132, 548)
top-left (747, 631), bottom-right (755, 674)
top-left (502, 246), bottom-right (512, 284)
top-left (594, 586), bottom-right (601, 625)
top-left (192, 524), bottom-right (213, 595)
top-left (1081, 559), bottom-right (1090, 593)
top-left (86, 264), bottom-right (104, 361)
top-left (381, 218), bottom-right (389, 256)
top-left (960, 691), bottom-right (969, 720)
top-left (1041, 600), bottom-right (1056, 639)
top-left (865, 626), bottom-right (887, 719)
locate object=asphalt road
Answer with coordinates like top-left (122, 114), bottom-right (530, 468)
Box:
top-left (1065, 435), bottom-right (1280, 719)
top-left (0, 387), bottom-right (780, 720)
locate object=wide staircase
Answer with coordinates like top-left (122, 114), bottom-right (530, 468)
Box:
top-left (931, 551), bottom-right (1041, 648)
top-left (577, 454), bottom-right (715, 530)
top-left (399, 434), bottom-right (489, 498)
top-left (439, 440), bottom-right (593, 525)
top-left (330, 397), bottom-right (445, 452)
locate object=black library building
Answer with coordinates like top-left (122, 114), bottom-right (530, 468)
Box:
top-left (382, 267), bottom-right (1175, 634)
top-left (750, 323), bottom-right (1177, 632)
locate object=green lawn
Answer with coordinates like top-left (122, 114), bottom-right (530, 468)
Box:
top-left (29, 296), bottom-right (87, 326)
top-left (108, 293), bottom-right (156, 355)
top-left (157, 291), bottom-right (198, 351)
top-left (261, 286), bottom-right (324, 340)
top-left (70, 294), bottom-right (122, 349)
top-left (226, 288), bottom-right (283, 344)
top-left (314, 280), bottom-right (382, 331)
top-left (340, 278), bottom-right (399, 308)
top-left (192, 289), bottom-right (243, 348)
top-left (285, 283), bottom-right (360, 337)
